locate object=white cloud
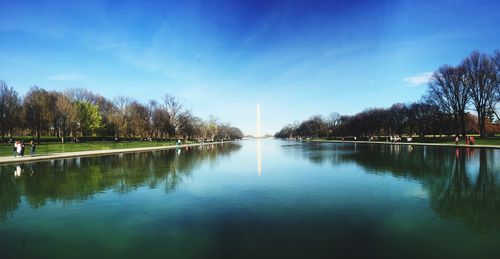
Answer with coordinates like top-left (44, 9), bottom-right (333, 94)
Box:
top-left (403, 72), bottom-right (433, 86)
top-left (47, 73), bottom-right (84, 81)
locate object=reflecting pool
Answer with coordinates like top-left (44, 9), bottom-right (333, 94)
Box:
top-left (1, 140), bottom-right (500, 258)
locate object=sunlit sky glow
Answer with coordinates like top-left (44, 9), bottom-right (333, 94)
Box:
top-left (1, 0), bottom-right (499, 135)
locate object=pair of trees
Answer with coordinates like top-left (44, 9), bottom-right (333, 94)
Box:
top-left (428, 50), bottom-right (499, 137)
top-left (0, 83), bottom-right (243, 143)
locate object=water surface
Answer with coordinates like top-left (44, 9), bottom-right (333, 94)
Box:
top-left (1, 140), bottom-right (500, 258)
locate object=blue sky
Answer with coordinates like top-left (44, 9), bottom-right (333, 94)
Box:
top-left (1, 0), bottom-right (499, 135)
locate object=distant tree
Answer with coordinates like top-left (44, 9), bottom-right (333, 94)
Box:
top-left (275, 122), bottom-right (299, 139)
top-left (0, 81), bottom-right (21, 143)
top-left (215, 123), bottom-right (230, 140)
top-left (407, 102), bottom-right (444, 137)
top-left (162, 94), bottom-right (183, 137)
top-left (94, 95), bottom-right (117, 137)
top-left (146, 100), bottom-right (158, 138)
top-left (492, 50), bottom-right (500, 120)
top-left (75, 101), bottom-right (102, 137)
top-left (462, 51), bottom-right (498, 137)
top-left (150, 101), bottom-right (169, 139)
top-left (228, 126), bottom-right (243, 140)
top-left (127, 101), bottom-right (150, 138)
top-left (407, 102), bottom-right (422, 136)
top-left (206, 115), bottom-right (219, 140)
top-left (297, 115), bottom-right (327, 138)
top-left (111, 96), bottom-right (133, 139)
top-left (178, 110), bottom-right (197, 139)
top-left (427, 64), bottom-right (469, 137)
top-left (214, 123), bottom-right (243, 140)
top-left (357, 108), bottom-right (385, 137)
top-left (55, 92), bottom-right (77, 142)
top-left (325, 112), bottom-right (341, 138)
top-left (65, 88), bottom-right (99, 104)
top-left (388, 103), bottom-right (409, 135)
top-left (23, 86), bottom-right (50, 142)
top-left (45, 91), bottom-right (59, 137)
top-left (376, 108), bottom-right (391, 138)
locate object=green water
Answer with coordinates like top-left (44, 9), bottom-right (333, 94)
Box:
top-left (1, 140), bottom-right (499, 258)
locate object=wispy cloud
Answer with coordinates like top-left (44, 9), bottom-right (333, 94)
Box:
top-left (95, 41), bottom-right (134, 51)
top-left (47, 73), bottom-right (84, 81)
top-left (403, 72), bottom-right (433, 86)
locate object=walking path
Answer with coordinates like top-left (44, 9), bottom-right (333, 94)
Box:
top-left (0, 141), bottom-right (231, 165)
top-left (307, 139), bottom-right (500, 149)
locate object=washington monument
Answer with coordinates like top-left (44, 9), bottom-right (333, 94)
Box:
top-left (256, 103), bottom-right (262, 176)
top-left (256, 104), bottom-right (262, 138)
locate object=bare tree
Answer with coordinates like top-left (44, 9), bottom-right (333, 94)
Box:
top-left (46, 91), bottom-right (59, 137)
top-left (146, 100), bottom-right (158, 138)
top-left (428, 64), bottom-right (469, 137)
top-left (388, 103), bottom-right (409, 136)
top-left (492, 50), bottom-right (500, 120)
top-left (23, 86), bottom-right (51, 143)
top-left (0, 81), bottom-right (21, 143)
top-left (177, 110), bottom-right (196, 139)
top-left (55, 92), bottom-right (77, 142)
top-left (111, 96), bottom-right (133, 139)
top-left (65, 88), bottom-right (99, 104)
top-left (325, 112), bottom-right (341, 138)
top-left (297, 115), bottom-right (327, 138)
top-left (162, 94), bottom-right (183, 137)
top-left (462, 51), bottom-right (498, 137)
top-left (127, 101), bottom-right (150, 138)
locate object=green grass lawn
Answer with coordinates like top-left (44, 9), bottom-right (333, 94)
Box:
top-left (313, 136), bottom-right (500, 146)
top-left (441, 137), bottom-right (500, 146)
top-left (1, 140), bottom-right (195, 157)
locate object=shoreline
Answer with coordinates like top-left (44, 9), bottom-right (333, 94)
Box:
top-left (303, 139), bottom-right (500, 149)
top-left (0, 141), bottom-right (235, 165)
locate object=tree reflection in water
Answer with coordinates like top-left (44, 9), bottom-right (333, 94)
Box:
top-left (0, 143), bottom-right (241, 221)
top-left (431, 148), bottom-right (499, 232)
top-left (284, 142), bottom-right (500, 232)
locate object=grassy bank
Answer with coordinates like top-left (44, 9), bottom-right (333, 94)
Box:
top-left (310, 136), bottom-right (500, 147)
top-left (1, 140), bottom-right (195, 157)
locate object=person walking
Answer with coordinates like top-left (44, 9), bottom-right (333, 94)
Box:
top-left (455, 135), bottom-right (459, 146)
top-left (16, 141), bottom-right (22, 157)
top-left (30, 140), bottom-right (36, 156)
top-left (12, 140), bottom-right (19, 157)
top-left (13, 141), bottom-right (18, 157)
top-left (20, 141), bottom-right (25, 157)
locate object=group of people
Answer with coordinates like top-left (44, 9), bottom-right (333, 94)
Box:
top-left (455, 135), bottom-right (476, 146)
top-left (13, 140), bottom-right (36, 157)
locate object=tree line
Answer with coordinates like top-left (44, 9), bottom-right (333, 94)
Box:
top-left (276, 50), bottom-right (500, 139)
top-left (0, 84), bottom-right (243, 143)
